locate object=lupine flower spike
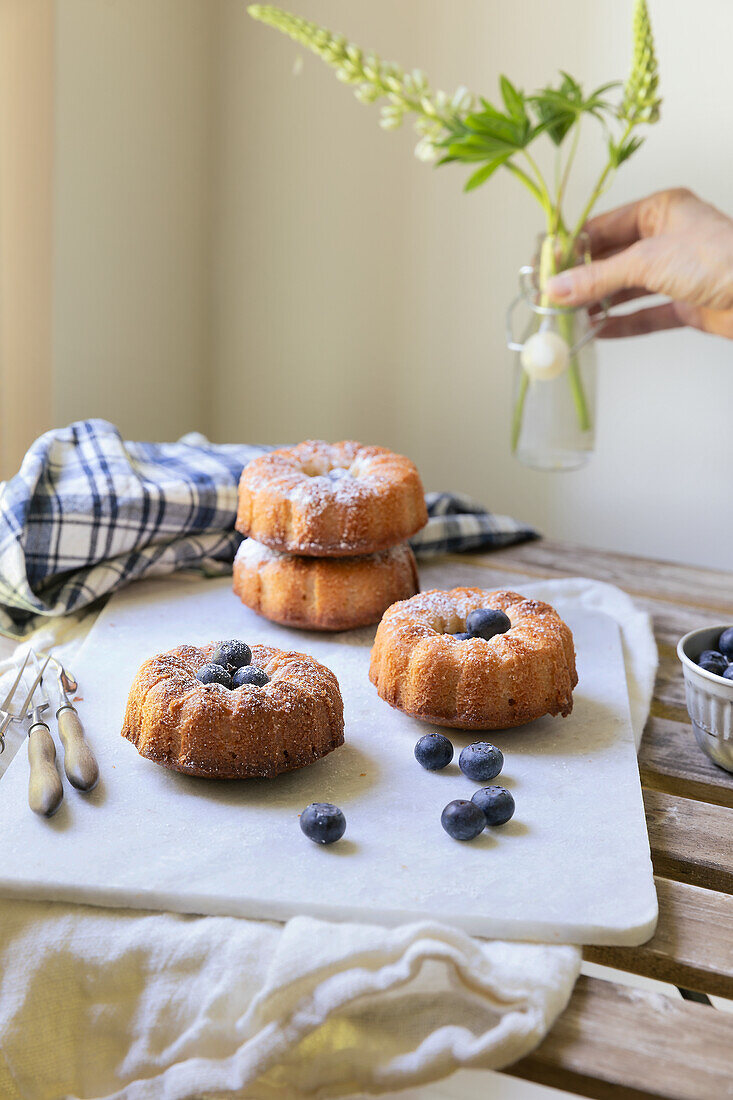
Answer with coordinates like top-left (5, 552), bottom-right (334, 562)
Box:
top-left (247, 5), bottom-right (474, 162)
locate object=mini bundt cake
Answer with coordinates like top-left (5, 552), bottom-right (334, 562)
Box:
top-left (122, 642), bottom-right (344, 778)
top-left (233, 538), bottom-right (420, 631)
top-left (236, 440), bottom-right (428, 556)
top-left (369, 588), bottom-right (577, 729)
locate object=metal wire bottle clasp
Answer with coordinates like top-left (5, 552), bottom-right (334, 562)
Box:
top-left (506, 265), bottom-right (608, 356)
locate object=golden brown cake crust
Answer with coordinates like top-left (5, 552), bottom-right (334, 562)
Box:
top-left (233, 539), bottom-right (420, 631)
top-left (236, 440), bottom-right (428, 556)
top-left (122, 643), bottom-right (344, 778)
top-left (369, 588), bottom-right (577, 730)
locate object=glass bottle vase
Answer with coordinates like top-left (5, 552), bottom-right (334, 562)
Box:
top-left (510, 232), bottom-right (597, 472)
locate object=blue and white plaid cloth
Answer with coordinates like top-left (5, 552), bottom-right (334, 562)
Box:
top-left (0, 420), bottom-right (537, 636)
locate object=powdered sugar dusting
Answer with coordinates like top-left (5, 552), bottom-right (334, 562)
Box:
top-left (123, 641), bottom-right (344, 777)
top-left (237, 440), bottom-right (427, 554)
top-left (235, 538), bottom-right (416, 568)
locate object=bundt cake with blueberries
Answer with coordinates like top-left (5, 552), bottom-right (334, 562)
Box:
top-left (122, 640), bottom-right (344, 778)
top-left (233, 538), bottom-right (419, 631)
top-left (236, 440), bottom-right (428, 557)
top-left (369, 588), bottom-right (577, 730)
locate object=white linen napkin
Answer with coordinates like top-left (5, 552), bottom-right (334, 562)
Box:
top-left (0, 577), bottom-right (656, 1100)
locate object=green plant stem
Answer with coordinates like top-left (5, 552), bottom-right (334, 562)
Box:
top-left (511, 370), bottom-right (529, 452)
top-left (543, 235), bottom-right (590, 433)
top-left (521, 149), bottom-right (554, 217)
top-left (504, 162), bottom-right (548, 212)
top-left (570, 120), bottom-right (632, 238)
top-left (553, 118), bottom-right (581, 234)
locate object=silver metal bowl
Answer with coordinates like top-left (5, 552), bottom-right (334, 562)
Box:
top-left (677, 626), bottom-right (733, 773)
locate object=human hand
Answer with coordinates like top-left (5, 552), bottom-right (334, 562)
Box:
top-left (546, 188), bottom-right (733, 339)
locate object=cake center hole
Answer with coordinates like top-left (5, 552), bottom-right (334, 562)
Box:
top-left (302, 459), bottom-right (355, 479)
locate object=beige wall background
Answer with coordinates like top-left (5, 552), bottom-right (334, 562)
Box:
top-left (0, 0), bottom-right (54, 475)
top-left (2, 0), bottom-right (732, 569)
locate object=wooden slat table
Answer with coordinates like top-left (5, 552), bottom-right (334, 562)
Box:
top-left (442, 539), bottom-right (733, 1100)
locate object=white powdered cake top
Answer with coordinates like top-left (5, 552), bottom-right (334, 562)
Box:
top-left (144, 643), bottom-right (339, 717)
top-left (382, 587), bottom-right (567, 642)
top-left (234, 538), bottom-right (415, 568)
top-left (242, 441), bottom-right (416, 508)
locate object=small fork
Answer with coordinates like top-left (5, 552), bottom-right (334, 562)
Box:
top-left (0, 652), bottom-right (61, 816)
top-left (0, 652), bottom-right (31, 756)
top-left (26, 652), bottom-right (63, 817)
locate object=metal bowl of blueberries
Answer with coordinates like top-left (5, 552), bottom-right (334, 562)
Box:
top-left (677, 625), bottom-right (733, 773)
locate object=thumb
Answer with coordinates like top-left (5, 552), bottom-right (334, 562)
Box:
top-left (545, 243), bottom-right (649, 305)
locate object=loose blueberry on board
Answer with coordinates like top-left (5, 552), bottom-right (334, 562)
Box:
top-left (451, 632), bottom-right (472, 641)
top-left (232, 665), bottom-right (270, 688)
top-left (465, 608), bottom-right (511, 641)
top-left (459, 742), bottom-right (504, 782)
top-left (196, 663), bottom-right (233, 688)
top-left (213, 640), bottom-right (252, 671)
top-left (414, 733), bottom-right (454, 771)
top-left (698, 653), bottom-right (728, 677)
top-left (300, 802), bottom-right (346, 845)
top-left (472, 786), bottom-right (516, 826)
top-left (441, 800), bottom-right (486, 841)
top-left (718, 628), bottom-right (733, 661)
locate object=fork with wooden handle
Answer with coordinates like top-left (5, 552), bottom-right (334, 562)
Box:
top-left (24, 653), bottom-right (64, 817)
top-left (54, 662), bottom-right (99, 791)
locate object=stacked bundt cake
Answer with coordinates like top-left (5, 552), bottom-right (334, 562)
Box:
top-left (233, 440), bottom-right (427, 631)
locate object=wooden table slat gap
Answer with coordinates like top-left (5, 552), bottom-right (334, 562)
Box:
top-left (507, 974), bottom-right (733, 1100)
top-left (639, 716), bottom-right (733, 809)
top-left (584, 876), bottom-right (733, 1000)
top-left (644, 788), bottom-right (733, 895)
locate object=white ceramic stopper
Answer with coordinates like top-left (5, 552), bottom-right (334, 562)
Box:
top-left (520, 331), bottom-right (570, 381)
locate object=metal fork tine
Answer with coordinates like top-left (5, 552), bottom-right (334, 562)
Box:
top-left (15, 653), bottom-right (52, 722)
top-left (0, 651), bottom-right (31, 713)
top-left (29, 649), bottom-right (51, 707)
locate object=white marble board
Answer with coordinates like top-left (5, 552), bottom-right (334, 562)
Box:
top-left (0, 569), bottom-right (657, 945)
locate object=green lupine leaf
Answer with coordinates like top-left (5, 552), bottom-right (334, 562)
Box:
top-left (499, 75), bottom-right (526, 125)
top-left (463, 153), bottom-right (513, 191)
top-left (443, 134), bottom-right (518, 162)
top-left (558, 70), bottom-right (582, 97)
top-left (530, 97), bottom-right (575, 145)
top-left (462, 110), bottom-right (524, 147)
top-left (609, 133), bottom-right (644, 167)
top-left (590, 80), bottom-right (622, 97)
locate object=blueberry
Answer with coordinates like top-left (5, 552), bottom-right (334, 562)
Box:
top-left (472, 785), bottom-right (515, 826)
top-left (699, 653), bottom-right (728, 677)
top-left (724, 666), bottom-right (733, 681)
top-left (441, 800), bottom-right (486, 841)
top-left (451, 632), bottom-right (472, 641)
top-left (718, 628), bottom-right (733, 661)
top-left (699, 649), bottom-right (726, 664)
top-left (232, 664), bottom-right (269, 688)
top-left (414, 733), bottom-right (453, 771)
top-left (300, 802), bottom-right (346, 845)
top-left (196, 662), bottom-right (233, 688)
top-left (465, 608), bottom-right (511, 641)
top-left (458, 742), bottom-right (504, 782)
top-left (213, 640), bottom-right (252, 670)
